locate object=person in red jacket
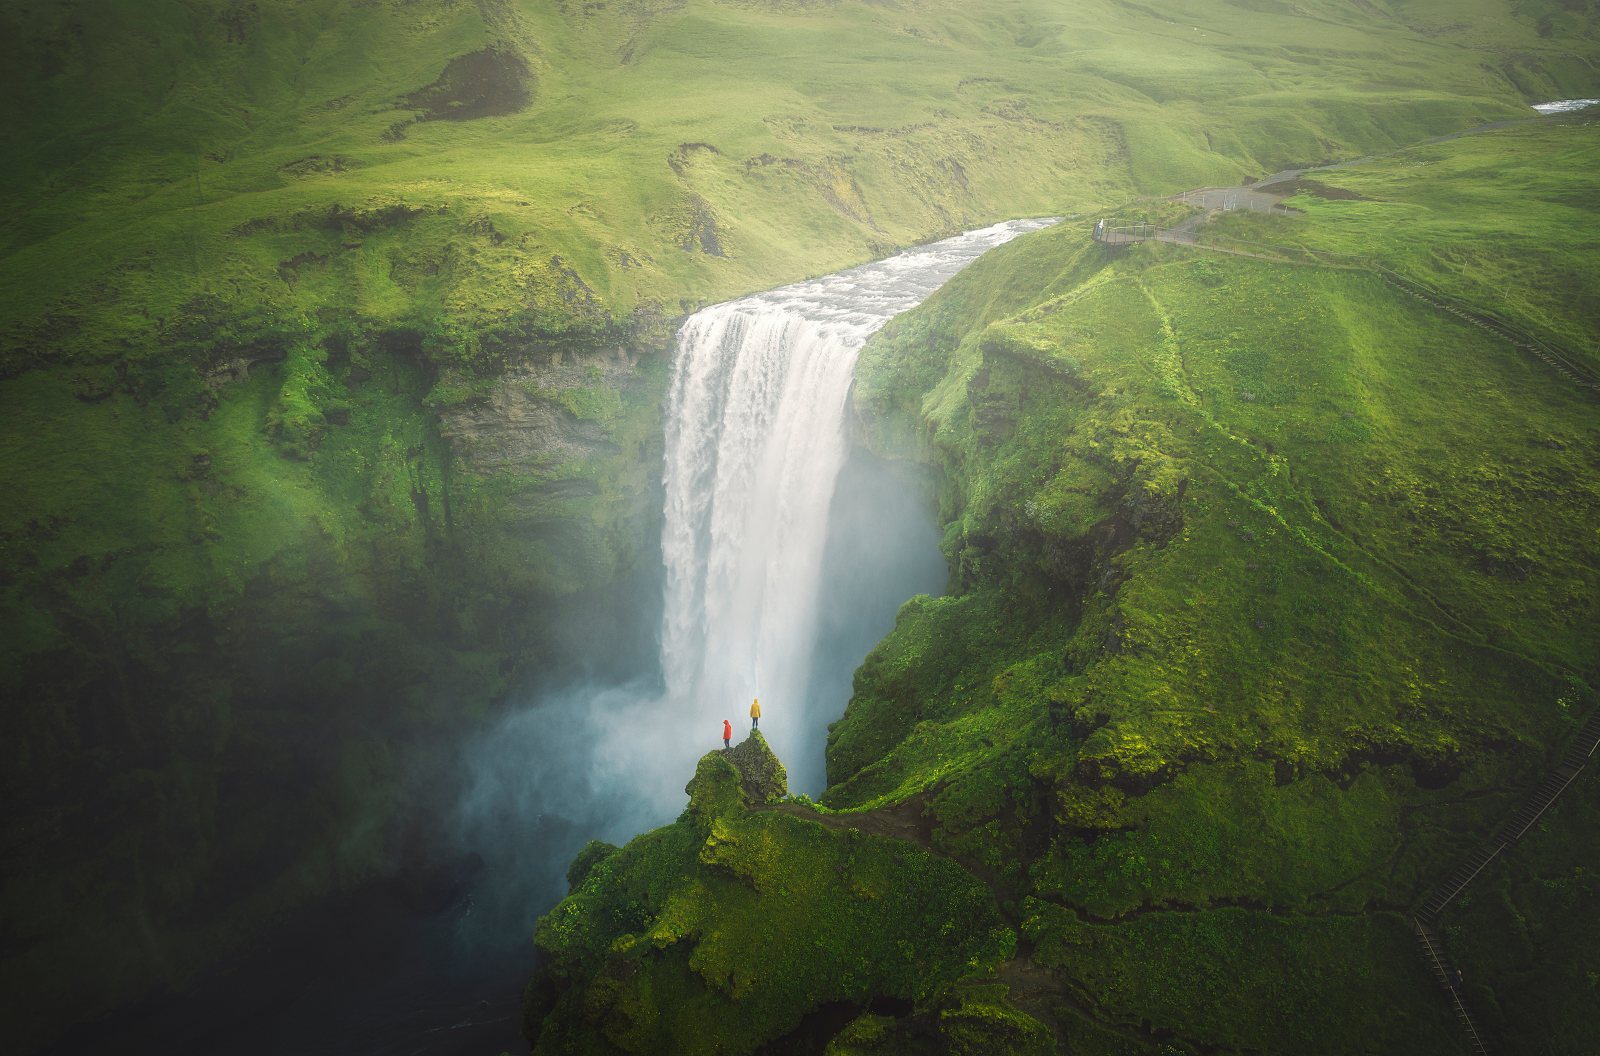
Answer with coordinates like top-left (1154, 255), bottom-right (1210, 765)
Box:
top-left (722, 719), bottom-right (732, 750)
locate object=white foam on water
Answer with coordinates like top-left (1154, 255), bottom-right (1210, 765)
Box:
top-left (1532, 99), bottom-right (1600, 114)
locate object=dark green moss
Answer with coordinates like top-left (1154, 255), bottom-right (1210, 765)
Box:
top-left (1022, 900), bottom-right (1458, 1053)
top-left (530, 747), bottom-right (1014, 1055)
top-left (567, 841), bottom-right (621, 892)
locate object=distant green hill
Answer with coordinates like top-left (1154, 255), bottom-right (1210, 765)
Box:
top-left (4, 0), bottom-right (1595, 371)
top-left (2, 1), bottom-right (1598, 1051)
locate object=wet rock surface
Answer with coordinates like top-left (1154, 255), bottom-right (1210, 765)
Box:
top-left (727, 730), bottom-right (789, 804)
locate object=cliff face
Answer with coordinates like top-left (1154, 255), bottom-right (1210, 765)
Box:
top-left (525, 742), bottom-right (1027, 1056)
top-left (0, 312), bottom-right (674, 1050)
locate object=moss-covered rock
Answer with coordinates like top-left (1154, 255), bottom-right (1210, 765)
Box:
top-left (726, 730), bottom-right (789, 804)
top-left (566, 841), bottom-right (621, 892)
top-left (684, 750), bottom-right (749, 820)
top-left (529, 744), bottom-right (1014, 1055)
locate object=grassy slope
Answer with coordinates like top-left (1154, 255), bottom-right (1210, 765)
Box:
top-left (4, 0), bottom-right (1600, 1050)
top-left (2, 0), bottom-right (1595, 370)
top-left (835, 117), bottom-right (1600, 1050)
top-left (533, 118), bottom-right (1600, 1052)
top-left (1208, 114), bottom-right (1600, 370)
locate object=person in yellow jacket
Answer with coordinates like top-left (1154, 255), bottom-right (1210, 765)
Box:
top-left (750, 697), bottom-right (761, 731)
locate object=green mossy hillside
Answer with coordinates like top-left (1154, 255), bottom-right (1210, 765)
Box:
top-left (1206, 114), bottom-right (1600, 372)
top-left (526, 746), bottom-right (1016, 1055)
top-left (818, 119), bottom-right (1597, 1050)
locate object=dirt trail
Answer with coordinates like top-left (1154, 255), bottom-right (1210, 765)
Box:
top-left (1250, 114), bottom-right (1545, 190)
top-left (1116, 173), bottom-right (1600, 396)
top-left (761, 795), bottom-right (935, 848)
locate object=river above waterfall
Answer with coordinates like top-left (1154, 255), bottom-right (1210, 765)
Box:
top-left (1532, 98), bottom-right (1600, 114)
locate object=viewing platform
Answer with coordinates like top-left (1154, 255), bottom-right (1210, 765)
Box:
top-left (1090, 218), bottom-right (1156, 246)
top-left (1092, 185), bottom-right (1296, 249)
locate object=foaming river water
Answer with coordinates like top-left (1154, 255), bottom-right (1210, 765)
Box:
top-left (1532, 98), bottom-right (1599, 114)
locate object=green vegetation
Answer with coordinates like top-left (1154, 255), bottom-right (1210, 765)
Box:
top-left (1446, 763), bottom-right (1600, 1054)
top-left (1023, 901), bottom-right (1456, 1052)
top-left (536, 116), bottom-right (1600, 1052)
top-left (4, 0), bottom-right (1595, 374)
top-left (526, 748), bottom-right (1014, 1055)
top-left (1206, 114), bottom-right (1600, 370)
top-left (5, 0), bottom-right (1600, 1051)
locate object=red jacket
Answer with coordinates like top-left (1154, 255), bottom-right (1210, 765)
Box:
top-left (722, 720), bottom-right (732, 740)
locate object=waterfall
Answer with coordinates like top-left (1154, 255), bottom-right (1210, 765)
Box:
top-left (454, 219), bottom-right (1054, 937)
top-left (657, 218), bottom-right (1055, 789)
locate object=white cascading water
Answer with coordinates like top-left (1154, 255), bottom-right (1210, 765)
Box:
top-left (655, 218), bottom-right (1055, 790)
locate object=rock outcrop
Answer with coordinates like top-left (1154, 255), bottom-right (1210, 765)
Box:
top-left (726, 730), bottom-right (789, 804)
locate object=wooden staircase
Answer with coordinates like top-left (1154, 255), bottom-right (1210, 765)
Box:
top-left (1412, 917), bottom-right (1490, 1056)
top-left (1561, 707), bottom-right (1600, 767)
top-left (1420, 707), bottom-right (1600, 920)
top-left (1374, 267), bottom-right (1600, 393)
top-left (1419, 842), bottom-right (1505, 921)
top-left (1410, 705), bottom-right (1600, 1054)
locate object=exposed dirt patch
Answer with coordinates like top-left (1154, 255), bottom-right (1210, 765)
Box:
top-left (276, 251), bottom-right (329, 282)
top-left (233, 202), bottom-right (442, 238)
top-left (1257, 177), bottom-right (1373, 201)
top-left (766, 793), bottom-right (935, 848)
top-left (278, 155), bottom-right (358, 179)
top-left (403, 46), bottom-right (534, 122)
top-left (668, 141), bottom-right (722, 176)
top-left (681, 194), bottom-right (725, 256)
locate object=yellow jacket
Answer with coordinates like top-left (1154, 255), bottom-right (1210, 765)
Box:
top-left (750, 698), bottom-right (761, 719)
